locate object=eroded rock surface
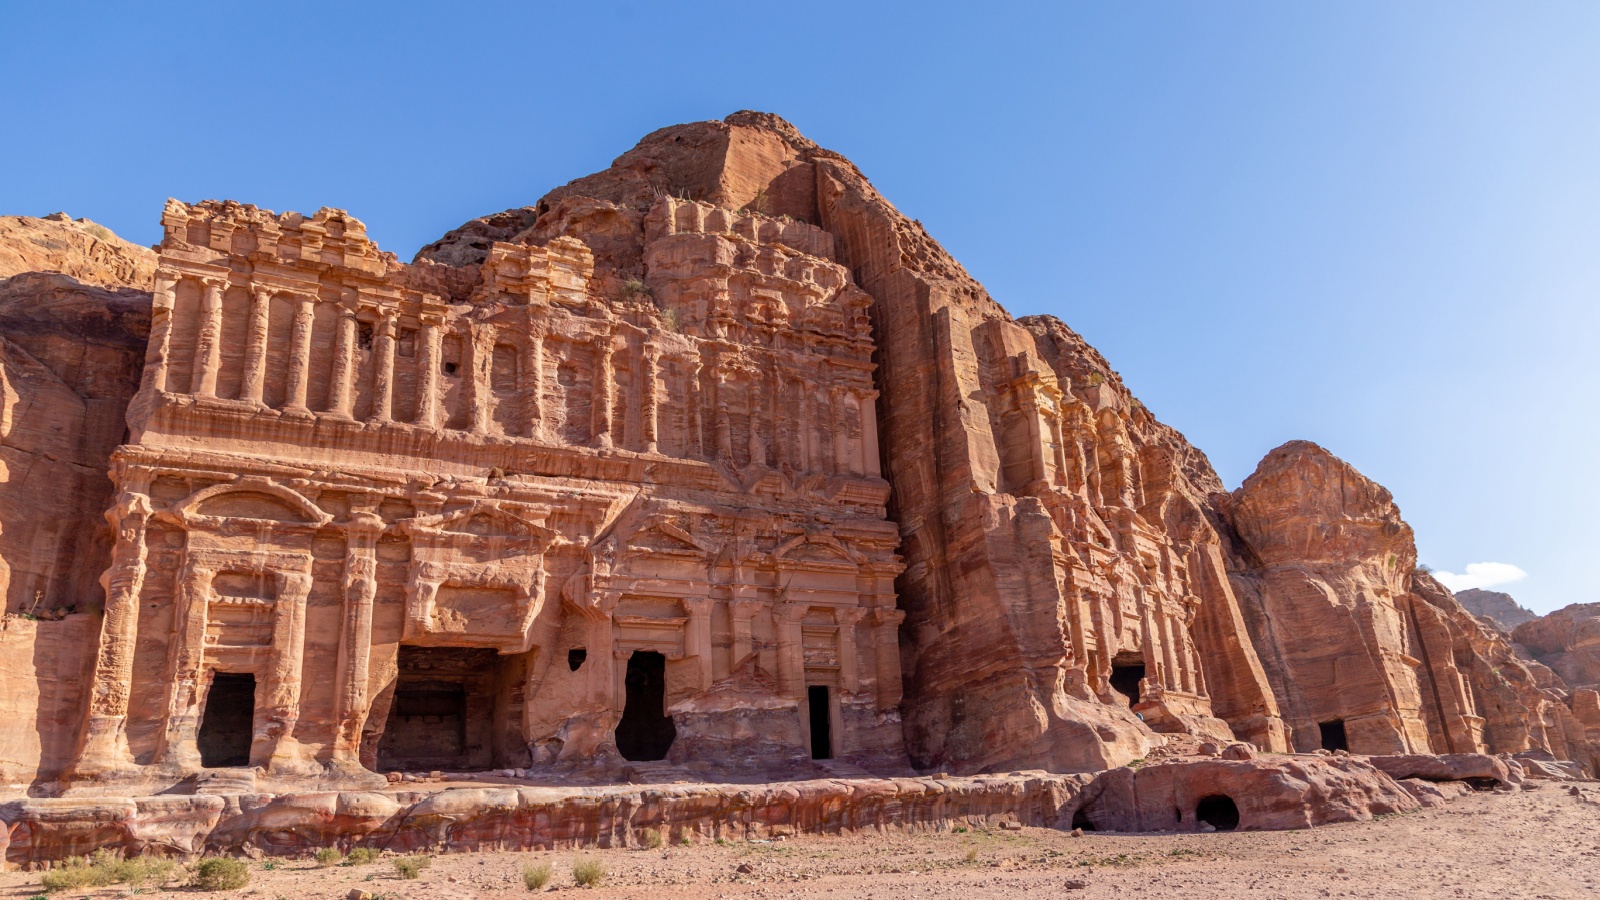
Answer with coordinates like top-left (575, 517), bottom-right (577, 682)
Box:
top-left (1454, 588), bottom-right (1537, 631)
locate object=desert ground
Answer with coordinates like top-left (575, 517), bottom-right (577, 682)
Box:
top-left (3, 784), bottom-right (1596, 900)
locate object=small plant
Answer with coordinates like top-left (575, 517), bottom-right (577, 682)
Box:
top-left (39, 850), bottom-right (176, 892)
top-left (261, 860), bottom-right (278, 870)
top-left (643, 829), bottom-right (665, 850)
top-left (522, 860), bottom-right (553, 890)
top-left (620, 277), bottom-right (653, 301)
top-left (192, 856), bottom-right (250, 891)
top-left (344, 847), bottom-right (381, 866)
top-left (746, 188), bottom-right (770, 215)
top-left (393, 856), bottom-right (432, 880)
top-left (571, 856), bottom-right (606, 888)
top-left (314, 847), bottom-right (344, 867)
top-left (658, 306), bottom-right (679, 332)
top-left (964, 848), bottom-right (979, 864)
top-left (951, 825), bottom-right (968, 833)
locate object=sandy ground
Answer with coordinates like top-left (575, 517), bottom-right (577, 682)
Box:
top-left (4, 784), bottom-right (1597, 900)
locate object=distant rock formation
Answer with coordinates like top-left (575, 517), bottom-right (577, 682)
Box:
top-left (1455, 588), bottom-right (1538, 631)
top-left (1514, 603), bottom-right (1600, 689)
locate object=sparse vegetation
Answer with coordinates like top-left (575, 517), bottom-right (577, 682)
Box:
top-left (620, 277), bottom-right (653, 301)
top-left (393, 856), bottom-right (432, 879)
top-left (571, 856), bottom-right (607, 887)
top-left (964, 848), bottom-right (979, 864)
top-left (344, 847), bottom-right (381, 866)
top-left (39, 850), bottom-right (177, 892)
top-left (522, 859), bottom-right (553, 890)
top-left (642, 829), bottom-right (665, 850)
top-left (658, 306), bottom-right (679, 332)
top-left (745, 187), bottom-right (770, 215)
top-left (192, 856), bottom-right (251, 891)
top-left (314, 847), bottom-right (344, 867)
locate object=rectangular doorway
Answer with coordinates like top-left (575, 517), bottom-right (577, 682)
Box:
top-left (198, 672), bottom-right (256, 768)
top-left (808, 685), bottom-right (833, 760)
top-left (1319, 719), bottom-right (1349, 752)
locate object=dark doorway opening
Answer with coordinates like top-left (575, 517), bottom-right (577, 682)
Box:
top-left (377, 646), bottom-right (501, 771)
top-left (568, 648), bottom-right (587, 671)
top-left (616, 651), bottom-right (675, 761)
top-left (198, 672), bottom-right (255, 768)
top-left (1196, 794), bottom-right (1240, 831)
top-left (808, 685), bottom-right (833, 759)
top-left (1071, 808), bottom-right (1096, 832)
top-left (1110, 653), bottom-right (1145, 705)
top-left (1319, 719), bottom-right (1349, 752)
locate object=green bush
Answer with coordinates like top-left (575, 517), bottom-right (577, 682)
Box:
top-left (571, 857), bottom-right (606, 888)
top-left (642, 829), bottom-right (664, 850)
top-left (314, 847), bottom-right (344, 867)
top-left (393, 856), bottom-right (432, 879)
top-left (344, 847), bottom-right (381, 866)
top-left (522, 860), bottom-right (553, 890)
top-left (39, 850), bottom-right (176, 892)
top-left (192, 856), bottom-right (250, 891)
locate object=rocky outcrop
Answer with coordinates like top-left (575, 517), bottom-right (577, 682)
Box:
top-left (1077, 755), bottom-right (1426, 833)
top-left (1220, 441), bottom-right (1590, 765)
top-left (0, 214), bottom-right (156, 289)
top-left (1513, 603), bottom-right (1600, 689)
top-left (1455, 589), bottom-right (1537, 631)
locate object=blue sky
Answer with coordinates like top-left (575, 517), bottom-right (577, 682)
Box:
top-left (3, 2), bottom-right (1596, 613)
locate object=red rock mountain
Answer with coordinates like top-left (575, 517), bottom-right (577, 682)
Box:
top-left (0, 112), bottom-right (1593, 791)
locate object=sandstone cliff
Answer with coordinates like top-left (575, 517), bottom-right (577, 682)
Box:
top-left (1454, 588), bottom-right (1538, 631)
top-left (0, 216), bottom-right (154, 783)
top-left (1514, 603), bottom-right (1600, 690)
top-left (1219, 441), bottom-right (1588, 762)
top-left (429, 112), bottom-right (1288, 774)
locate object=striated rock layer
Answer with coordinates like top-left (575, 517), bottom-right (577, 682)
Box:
top-left (1454, 588), bottom-right (1537, 631)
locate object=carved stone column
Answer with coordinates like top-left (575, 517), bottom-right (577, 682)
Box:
top-left (686, 357), bottom-right (703, 458)
top-left (416, 317), bottom-right (442, 428)
top-left (192, 277), bottom-right (225, 397)
top-left (836, 607), bottom-right (865, 693)
top-left (241, 286), bottom-right (272, 404)
top-left (872, 608), bottom-right (906, 710)
top-left (713, 369), bottom-right (733, 461)
top-left (642, 345), bottom-right (660, 454)
top-left (68, 488), bottom-right (153, 779)
top-left (860, 388), bottom-right (882, 477)
top-left (327, 309), bottom-right (357, 417)
top-left (155, 563), bottom-right (215, 770)
top-left (730, 598), bottom-right (763, 670)
top-left (526, 331), bottom-right (544, 437)
top-left (829, 385), bottom-right (849, 474)
top-left (143, 271), bottom-right (180, 394)
top-left (466, 325), bottom-right (490, 433)
top-left (370, 313), bottom-right (396, 423)
top-left (282, 295), bottom-right (317, 413)
top-left (683, 596), bottom-right (713, 691)
top-left (332, 503), bottom-right (383, 765)
top-left (593, 334), bottom-right (614, 448)
top-left (264, 570), bottom-right (313, 768)
top-left (775, 603), bottom-right (808, 700)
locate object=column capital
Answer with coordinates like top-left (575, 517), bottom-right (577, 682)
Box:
top-left (835, 606), bottom-right (866, 626)
top-left (872, 607), bottom-right (906, 629)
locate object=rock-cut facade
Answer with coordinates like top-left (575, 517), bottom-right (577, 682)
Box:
top-left (0, 112), bottom-right (1593, 796)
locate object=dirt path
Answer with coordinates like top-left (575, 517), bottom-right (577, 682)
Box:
top-left (4, 785), bottom-right (1597, 899)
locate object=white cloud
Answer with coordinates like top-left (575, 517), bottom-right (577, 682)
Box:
top-left (1434, 562), bottom-right (1529, 593)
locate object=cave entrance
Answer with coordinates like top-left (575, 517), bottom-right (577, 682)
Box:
top-left (1319, 719), bottom-right (1349, 752)
top-left (616, 650), bottom-right (675, 761)
top-left (808, 685), bottom-right (833, 760)
top-left (377, 646), bottom-right (501, 771)
top-left (1110, 652), bottom-right (1145, 706)
top-left (1070, 808), bottom-right (1096, 832)
top-left (198, 672), bottom-right (256, 768)
top-left (1196, 794), bottom-right (1239, 831)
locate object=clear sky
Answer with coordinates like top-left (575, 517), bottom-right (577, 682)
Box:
top-left (3, 2), bottom-right (1595, 613)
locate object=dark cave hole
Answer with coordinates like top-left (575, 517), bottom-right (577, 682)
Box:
top-left (1196, 794), bottom-right (1240, 832)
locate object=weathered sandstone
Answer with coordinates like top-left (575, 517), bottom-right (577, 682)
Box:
top-left (1219, 441), bottom-right (1589, 763)
top-left (1453, 588), bottom-right (1537, 631)
top-left (0, 114), bottom-right (1590, 858)
top-left (1513, 602), bottom-right (1600, 689)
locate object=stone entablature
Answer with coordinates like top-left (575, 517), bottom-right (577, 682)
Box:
top-left (65, 198), bottom-right (905, 792)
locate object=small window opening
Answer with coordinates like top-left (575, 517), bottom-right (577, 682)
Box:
top-left (1196, 795), bottom-right (1240, 831)
top-left (568, 648), bottom-right (587, 671)
top-left (443, 361), bottom-right (459, 376)
top-left (197, 672), bottom-right (256, 768)
top-left (808, 685), bottom-right (833, 760)
top-left (1319, 719), bottom-right (1349, 752)
top-left (357, 322), bottom-right (375, 351)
